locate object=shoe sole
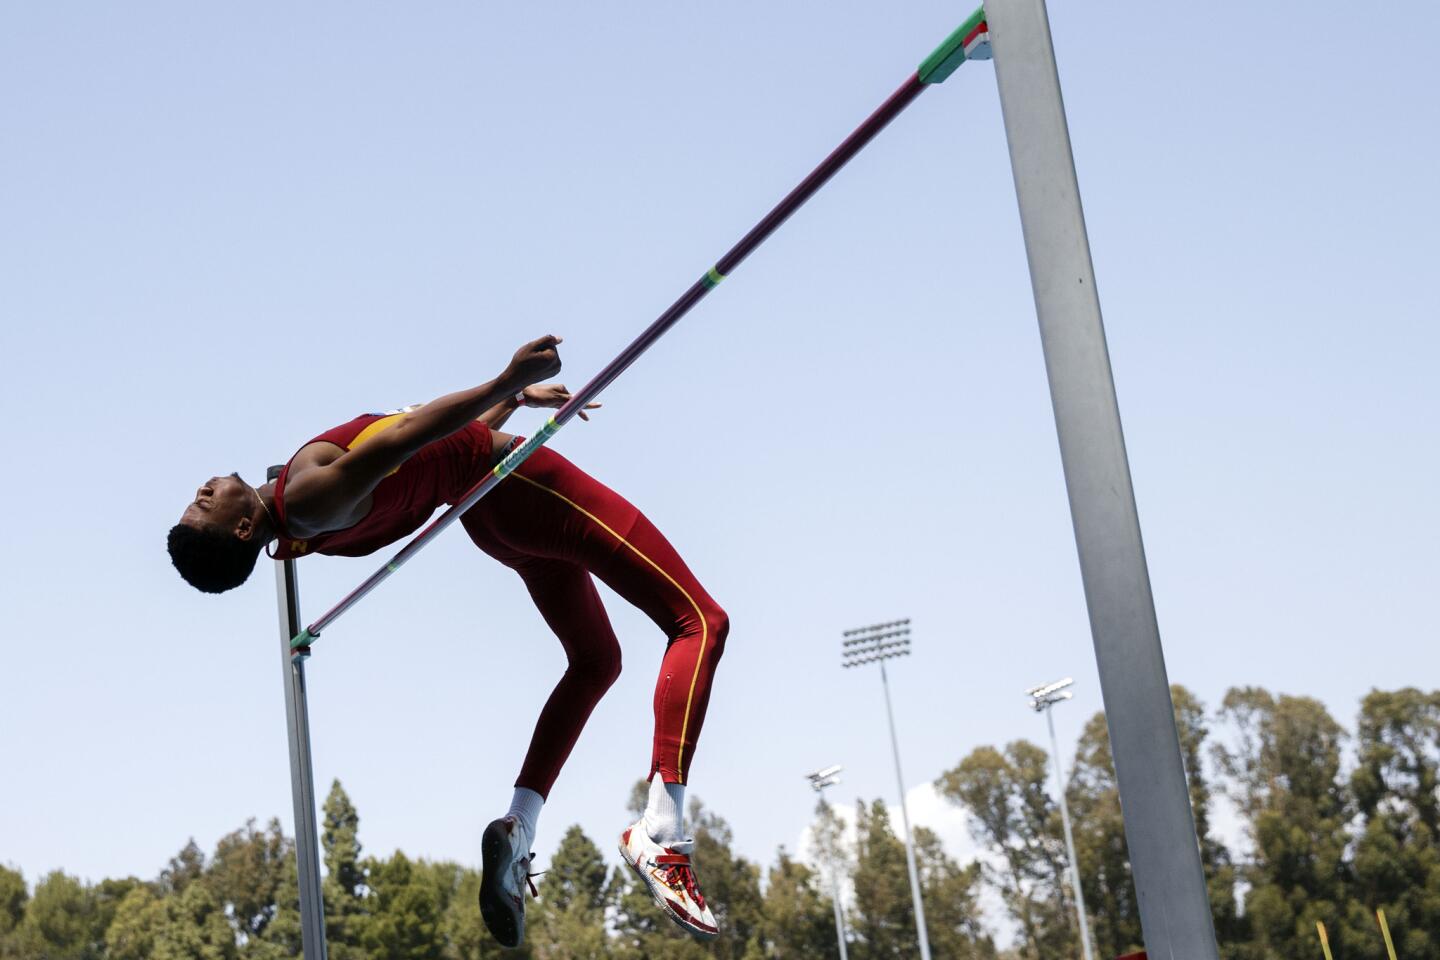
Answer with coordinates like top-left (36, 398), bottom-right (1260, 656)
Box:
top-left (480, 819), bottom-right (523, 949)
top-left (618, 834), bottom-right (719, 942)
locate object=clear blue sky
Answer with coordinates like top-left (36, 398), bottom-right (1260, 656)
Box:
top-left (2, 0), bottom-right (1436, 933)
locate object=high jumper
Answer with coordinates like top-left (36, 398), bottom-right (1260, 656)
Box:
top-left (169, 335), bottom-right (726, 946)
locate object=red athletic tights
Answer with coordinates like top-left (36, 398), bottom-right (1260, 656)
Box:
top-left (460, 445), bottom-right (728, 798)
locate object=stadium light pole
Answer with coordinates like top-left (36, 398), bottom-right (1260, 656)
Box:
top-left (1027, 678), bottom-right (1094, 960)
top-left (842, 619), bottom-right (930, 960)
top-left (806, 765), bottom-right (850, 960)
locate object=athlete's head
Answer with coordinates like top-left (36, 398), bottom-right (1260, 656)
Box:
top-left (168, 473), bottom-right (268, 593)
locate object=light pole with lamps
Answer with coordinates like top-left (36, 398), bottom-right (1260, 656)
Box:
top-left (1027, 677), bottom-right (1095, 960)
top-left (842, 619), bottom-right (930, 960)
top-left (806, 765), bottom-right (849, 960)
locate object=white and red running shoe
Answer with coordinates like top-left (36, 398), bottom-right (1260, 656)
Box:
top-left (618, 820), bottom-right (719, 941)
top-left (479, 816), bottom-right (539, 948)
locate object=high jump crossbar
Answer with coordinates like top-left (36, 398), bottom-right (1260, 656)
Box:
top-left (287, 7), bottom-right (993, 658)
top-left (276, 3), bottom-right (1224, 957)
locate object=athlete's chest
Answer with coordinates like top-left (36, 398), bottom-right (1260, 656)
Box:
top-left (283, 442), bottom-right (374, 538)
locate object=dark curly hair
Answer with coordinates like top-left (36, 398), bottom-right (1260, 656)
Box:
top-left (167, 522), bottom-right (263, 594)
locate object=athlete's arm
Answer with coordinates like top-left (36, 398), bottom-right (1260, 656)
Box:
top-left (477, 394), bottom-right (523, 432)
top-left (284, 336), bottom-right (562, 530)
top-left (477, 383), bottom-right (600, 430)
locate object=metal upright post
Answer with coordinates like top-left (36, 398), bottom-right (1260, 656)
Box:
top-left (842, 621), bottom-right (930, 960)
top-left (986, 2), bottom-right (1221, 956)
top-left (270, 465), bottom-right (328, 960)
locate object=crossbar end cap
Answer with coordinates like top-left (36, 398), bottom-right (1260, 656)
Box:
top-left (918, 8), bottom-right (990, 83)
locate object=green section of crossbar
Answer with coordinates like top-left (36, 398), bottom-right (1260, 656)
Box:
top-left (290, 628), bottom-right (313, 652)
top-left (918, 6), bottom-right (988, 84)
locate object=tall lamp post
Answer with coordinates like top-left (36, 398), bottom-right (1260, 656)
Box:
top-left (806, 765), bottom-right (850, 960)
top-left (1027, 678), bottom-right (1094, 960)
top-left (842, 619), bottom-right (930, 960)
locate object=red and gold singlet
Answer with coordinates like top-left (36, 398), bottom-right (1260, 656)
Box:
top-left (270, 412), bottom-right (494, 560)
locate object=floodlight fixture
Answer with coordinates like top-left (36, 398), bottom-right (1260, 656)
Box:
top-left (842, 621), bottom-right (913, 669)
top-left (1027, 676), bottom-right (1076, 710)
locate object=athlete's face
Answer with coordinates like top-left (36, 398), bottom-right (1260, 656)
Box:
top-left (180, 472), bottom-right (256, 537)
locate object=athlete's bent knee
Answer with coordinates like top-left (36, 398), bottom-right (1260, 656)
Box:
top-left (572, 648), bottom-right (622, 690)
top-left (705, 606), bottom-right (730, 660)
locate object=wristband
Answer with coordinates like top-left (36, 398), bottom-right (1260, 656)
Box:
top-left (514, 391), bottom-right (527, 407)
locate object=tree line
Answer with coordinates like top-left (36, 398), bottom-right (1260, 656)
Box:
top-left (2, 685), bottom-right (1435, 959)
top-left (938, 686), bottom-right (1439, 960)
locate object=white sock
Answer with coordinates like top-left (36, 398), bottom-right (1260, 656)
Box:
top-left (642, 776), bottom-right (686, 844)
top-left (506, 787), bottom-right (544, 846)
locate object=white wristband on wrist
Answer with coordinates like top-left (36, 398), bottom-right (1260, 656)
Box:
top-left (514, 391), bottom-right (527, 407)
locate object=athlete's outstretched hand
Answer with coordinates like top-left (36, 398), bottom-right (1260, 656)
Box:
top-left (524, 384), bottom-right (602, 421)
top-left (509, 335), bottom-right (564, 386)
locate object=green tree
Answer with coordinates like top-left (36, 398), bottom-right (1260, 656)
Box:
top-left (152, 881), bottom-right (240, 960)
top-left (1214, 687), bottom-right (1353, 959)
top-left (5, 870), bottom-right (103, 960)
top-left (935, 743), bottom-right (1072, 959)
top-left (913, 826), bottom-right (994, 960)
top-left (249, 854), bottom-right (303, 960)
top-left (1065, 685), bottom-right (1240, 958)
top-left (689, 798), bottom-right (764, 958)
top-left (1171, 686), bottom-right (1244, 955)
top-left (102, 877), bottom-right (237, 960)
top-left (810, 797), bottom-right (852, 888)
top-left (1348, 687), bottom-right (1440, 960)
top-left (359, 850), bottom-right (445, 960)
top-left (440, 866), bottom-right (510, 960)
top-left (209, 817), bottom-right (291, 945)
top-left (159, 839), bottom-right (206, 896)
top-left (540, 825), bottom-right (608, 916)
top-left (849, 799), bottom-right (920, 959)
top-left (103, 885), bottom-right (165, 960)
top-left (755, 849), bottom-right (840, 960)
top-left (0, 866), bottom-right (26, 937)
top-left (529, 826), bottom-right (609, 960)
top-left (1067, 710), bottom-right (1145, 959)
top-left (322, 780), bottom-right (368, 959)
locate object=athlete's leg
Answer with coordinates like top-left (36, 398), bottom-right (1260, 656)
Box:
top-left (471, 447), bottom-right (729, 786)
top-left (585, 504), bottom-right (729, 786)
top-left (460, 513), bottom-right (622, 798)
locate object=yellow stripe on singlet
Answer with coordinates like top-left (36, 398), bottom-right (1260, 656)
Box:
top-left (507, 470), bottom-right (709, 784)
top-left (348, 414), bottom-right (405, 449)
top-left (347, 414), bottom-right (407, 476)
